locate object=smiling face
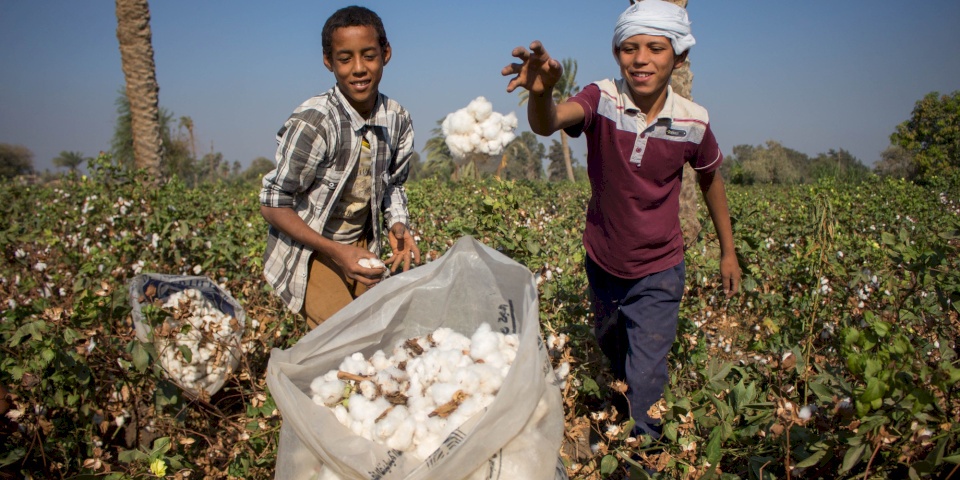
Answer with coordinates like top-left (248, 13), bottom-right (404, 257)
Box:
top-left (615, 34), bottom-right (687, 114)
top-left (323, 25), bottom-right (390, 118)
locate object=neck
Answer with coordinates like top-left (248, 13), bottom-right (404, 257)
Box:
top-left (632, 85), bottom-right (669, 121)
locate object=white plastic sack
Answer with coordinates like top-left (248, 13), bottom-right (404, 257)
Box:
top-left (128, 274), bottom-right (245, 397)
top-left (267, 236), bottom-right (567, 480)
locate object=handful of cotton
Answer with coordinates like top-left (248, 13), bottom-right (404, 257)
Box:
top-left (441, 97), bottom-right (518, 159)
top-left (309, 323), bottom-right (519, 461)
top-left (152, 289), bottom-right (242, 396)
top-left (357, 257), bottom-right (385, 269)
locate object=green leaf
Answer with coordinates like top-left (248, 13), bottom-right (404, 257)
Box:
top-left (860, 377), bottom-right (884, 404)
top-left (840, 444), bottom-right (866, 473)
top-left (149, 437), bottom-right (173, 458)
top-left (525, 239), bottom-right (540, 255)
top-left (808, 381), bottom-right (834, 403)
top-left (600, 454), bottom-right (619, 475)
top-left (580, 376), bottom-right (600, 398)
top-left (179, 344), bottom-right (193, 363)
top-left (9, 320), bottom-right (45, 347)
top-left (794, 449), bottom-right (826, 468)
top-left (663, 422), bottom-right (678, 442)
top-left (131, 341), bottom-right (149, 372)
top-left (41, 348), bottom-right (56, 363)
top-left (118, 449), bottom-right (149, 463)
top-left (705, 427), bottom-right (723, 463)
top-left (0, 446), bottom-right (26, 467)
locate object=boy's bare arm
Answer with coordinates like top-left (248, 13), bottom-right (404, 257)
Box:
top-left (697, 171), bottom-right (741, 297)
top-left (502, 41), bottom-right (584, 135)
top-left (260, 205), bottom-right (385, 286)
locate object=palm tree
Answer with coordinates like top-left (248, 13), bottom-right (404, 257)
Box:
top-left (115, 0), bottom-right (162, 179)
top-left (179, 116), bottom-right (197, 160)
top-left (499, 132), bottom-right (544, 181)
top-left (52, 151), bottom-right (88, 173)
top-left (654, 0), bottom-right (701, 248)
top-left (518, 58), bottom-right (579, 182)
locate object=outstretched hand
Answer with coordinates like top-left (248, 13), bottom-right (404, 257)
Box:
top-left (501, 41), bottom-right (563, 96)
top-left (385, 223), bottom-right (421, 273)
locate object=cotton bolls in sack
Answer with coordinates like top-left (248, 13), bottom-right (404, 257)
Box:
top-left (151, 288), bottom-right (243, 397)
top-left (307, 325), bottom-right (520, 463)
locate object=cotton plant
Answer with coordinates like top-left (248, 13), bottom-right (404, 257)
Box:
top-left (308, 323), bottom-right (523, 461)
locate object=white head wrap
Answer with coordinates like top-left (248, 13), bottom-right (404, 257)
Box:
top-left (613, 0), bottom-right (696, 55)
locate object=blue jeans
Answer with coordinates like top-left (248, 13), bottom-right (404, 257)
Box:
top-left (586, 256), bottom-right (685, 439)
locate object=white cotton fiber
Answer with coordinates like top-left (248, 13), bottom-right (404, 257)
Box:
top-left (467, 96), bottom-right (493, 121)
top-left (309, 324), bottom-right (521, 460)
top-left (442, 97), bottom-right (518, 159)
top-left (154, 288), bottom-right (242, 395)
top-left (311, 377), bottom-right (345, 406)
top-left (470, 323), bottom-right (500, 362)
top-left (370, 350), bottom-right (392, 371)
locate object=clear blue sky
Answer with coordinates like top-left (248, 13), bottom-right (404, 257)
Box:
top-left (2, 1), bottom-right (959, 173)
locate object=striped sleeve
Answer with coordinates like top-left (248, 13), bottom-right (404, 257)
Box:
top-left (260, 118), bottom-right (330, 208)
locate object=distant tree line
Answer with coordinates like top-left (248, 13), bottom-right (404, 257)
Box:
top-left (0, 94), bottom-right (275, 186)
top-left (3, 90), bottom-right (955, 186)
top-left (720, 142), bottom-right (870, 185)
top-left (719, 90), bottom-right (960, 185)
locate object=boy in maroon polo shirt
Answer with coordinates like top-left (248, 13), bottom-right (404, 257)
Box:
top-left (502, 0), bottom-right (740, 440)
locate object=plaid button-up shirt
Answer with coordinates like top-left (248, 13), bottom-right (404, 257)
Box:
top-left (260, 85), bottom-right (414, 313)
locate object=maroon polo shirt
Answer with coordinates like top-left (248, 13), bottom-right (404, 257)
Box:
top-left (566, 80), bottom-right (722, 279)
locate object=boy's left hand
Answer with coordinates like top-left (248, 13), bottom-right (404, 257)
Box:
top-left (720, 254), bottom-right (741, 298)
top-left (385, 223), bottom-right (421, 273)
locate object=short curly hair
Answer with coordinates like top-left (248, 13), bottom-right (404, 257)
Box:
top-left (321, 6), bottom-right (389, 58)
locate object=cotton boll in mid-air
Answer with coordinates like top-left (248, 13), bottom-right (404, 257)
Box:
top-left (467, 96), bottom-right (493, 122)
top-left (501, 112), bottom-right (518, 131)
top-left (480, 113), bottom-right (504, 140)
top-left (442, 97), bottom-right (517, 159)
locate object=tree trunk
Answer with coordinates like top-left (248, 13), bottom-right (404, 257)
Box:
top-left (116, 0), bottom-right (162, 178)
top-left (663, 0), bottom-right (701, 249)
top-left (560, 130), bottom-right (575, 181)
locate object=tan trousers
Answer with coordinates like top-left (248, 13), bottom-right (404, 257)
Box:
top-left (301, 237), bottom-right (369, 329)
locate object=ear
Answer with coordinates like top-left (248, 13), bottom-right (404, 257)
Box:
top-left (674, 51), bottom-right (689, 69)
top-left (322, 54), bottom-right (333, 72)
top-left (382, 43), bottom-right (392, 66)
